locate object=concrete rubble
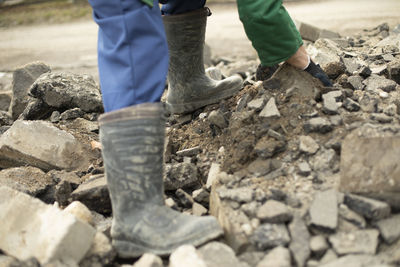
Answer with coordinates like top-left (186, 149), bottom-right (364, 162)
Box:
top-left (0, 22), bottom-right (400, 266)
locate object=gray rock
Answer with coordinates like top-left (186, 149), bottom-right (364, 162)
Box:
top-left (359, 93), bottom-right (378, 113)
top-left (218, 186), bottom-right (254, 203)
top-left (29, 72), bottom-right (103, 113)
top-left (133, 253), bottom-right (163, 267)
top-left (309, 189), bottom-right (338, 231)
top-left (0, 120), bottom-right (91, 171)
top-left (309, 235), bottom-right (329, 257)
top-left (71, 175), bottom-right (111, 215)
top-left (236, 94), bottom-right (251, 112)
top-left (10, 62), bottom-right (51, 119)
top-left (322, 90), bottom-right (343, 115)
top-left (310, 149), bottom-right (338, 173)
top-left (238, 252), bottom-right (265, 267)
top-left (319, 249), bottom-right (338, 265)
top-left (319, 254), bottom-right (388, 267)
top-left (206, 163), bottom-right (221, 189)
top-left (0, 166), bottom-right (53, 198)
top-left (208, 110), bottom-right (228, 129)
top-left (192, 202), bottom-right (208, 216)
top-left (247, 159), bottom-right (282, 177)
top-left (250, 223), bottom-right (291, 250)
top-left (241, 201), bottom-right (260, 217)
top-left (340, 124), bottom-right (400, 210)
top-left (344, 194), bottom-right (391, 220)
top-left (247, 98), bottom-right (265, 110)
top-left (298, 161), bottom-right (312, 176)
top-left (388, 61), bottom-right (400, 84)
top-left (0, 111), bottom-right (13, 126)
top-left (256, 200), bottom-right (293, 223)
top-left (198, 241), bottom-right (243, 267)
top-left (254, 136), bottom-right (286, 158)
top-left (347, 75), bottom-right (364, 90)
top-left (50, 111), bottom-right (61, 123)
top-left (342, 98), bottom-right (360, 112)
top-left (176, 146), bottom-right (201, 157)
top-left (363, 74), bottom-right (397, 92)
top-left (357, 66), bottom-right (372, 78)
top-left (175, 188), bottom-right (194, 208)
top-left (342, 58), bottom-right (360, 74)
top-left (0, 91), bottom-right (11, 111)
top-left (296, 21), bottom-right (340, 42)
top-left (375, 215), bottom-right (400, 244)
top-left (169, 245), bottom-right (207, 267)
top-left (259, 97), bottom-right (280, 118)
top-left (60, 108), bottom-right (84, 121)
top-left (289, 216), bottom-right (311, 267)
top-left (299, 135), bottom-right (319, 154)
top-left (338, 204), bottom-right (366, 228)
top-left (192, 188), bottom-right (210, 205)
top-left (256, 246), bottom-right (291, 267)
top-left (54, 180), bottom-right (72, 207)
top-left (80, 232), bottom-right (116, 267)
top-left (370, 113), bottom-right (393, 123)
top-left (164, 162), bottom-right (199, 191)
top-left (329, 229), bottom-right (380, 255)
top-left (304, 117), bottom-right (333, 134)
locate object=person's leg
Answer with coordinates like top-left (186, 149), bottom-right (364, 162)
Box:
top-left (89, 0), bottom-right (222, 258)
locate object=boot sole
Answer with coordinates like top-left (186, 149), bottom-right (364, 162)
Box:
top-left (113, 227), bottom-right (223, 258)
top-left (166, 83), bottom-right (242, 115)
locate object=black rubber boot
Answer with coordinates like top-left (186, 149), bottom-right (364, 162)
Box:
top-left (163, 8), bottom-right (243, 114)
top-left (255, 64), bottom-right (279, 81)
top-left (304, 60), bottom-right (333, 87)
top-left (99, 103), bottom-right (222, 258)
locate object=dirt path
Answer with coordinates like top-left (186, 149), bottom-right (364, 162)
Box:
top-left (0, 0), bottom-right (399, 80)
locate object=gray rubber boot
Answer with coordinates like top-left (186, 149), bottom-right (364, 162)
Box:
top-left (163, 8), bottom-right (243, 114)
top-left (99, 103), bottom-right (222, 258)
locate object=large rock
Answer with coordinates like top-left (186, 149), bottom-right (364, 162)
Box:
top-left (289, 216), bottom-right (311, 267)
top-left (295, 21), bottom-right (340, 42)
top-left (9, 62), bottom-right (51, 119)
top-left (309, 189), bottom-right (338, 231)
top-left (0, 166), bottom-right (54, 198)
top-left (250, 223), bottom-right (291, 250)
top-left (0, 186), bottom-right (96, 264)
top-left (340, 124), bottom-right (400, 209)
top-left (164, 162), bottom-right (200, 191)
top-left (256, 246), bottom-right (291, 267)
top-left (0, 120), bottom-right (91, 171)
top-left (0, 90), bottom-right (11, 111)
top-left (198, 242), bottom-right (243, 267)
top-left (29, 72), bottom-right (103, 113)
top-left (363, 74), bottom-right (397, 92)
top-left (344, 194), bottom-right (391, 220)
top-left (328, 229), bottom-right (380, 255)
top-left (169, 245), bottom-right (207, 267)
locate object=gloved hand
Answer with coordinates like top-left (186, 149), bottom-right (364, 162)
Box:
top-left (304, 61), bottom-right (333, 87)
top-left (256, 64), bottom-right (279, 81)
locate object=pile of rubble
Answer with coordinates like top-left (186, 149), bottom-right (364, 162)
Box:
top-left (0, 22), bottom-right (400, 267)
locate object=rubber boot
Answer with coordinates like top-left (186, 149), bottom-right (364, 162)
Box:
top-left (163, 8), bottom-right (243, 114)
top-left (99, 103), bottom-right (222, 258)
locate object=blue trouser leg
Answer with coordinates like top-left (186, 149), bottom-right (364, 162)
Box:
top-left (160, 0), bottom-right (206, 15)
top-left (89, 0), bottom-right (169, 112)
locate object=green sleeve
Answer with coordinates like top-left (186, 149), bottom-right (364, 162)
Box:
top-left (140, 0), bottom-right (154, 8)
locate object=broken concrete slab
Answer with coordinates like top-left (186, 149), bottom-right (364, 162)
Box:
top-left (250, 223), bottom-right (290, 250)
top-left (363, 74), bottom-right (397, 92)
top-left (375, 215), bottom-right (400, 244)
top-left (344, 194), bottom-right (391, 221)
top-left (309, 189), bottom-right (338, 231)
top-left (198, 241), bottom-right (243, 267)
top-left (256, 246), bottom-right (291, 267)
top-left (259, 97), bottom-right (280, 118)
top-left (288, 216), bottom-right (310, 267)
top-left (329, 230), bottom-right (380, 255)
top-left (256, 199), bottom-right (292, 223)
top-left (164, 162), bottom-right (200, 191)
top-left (0, 186), bottom-right (96, 264)
top-left (0, 120), bottom-right (91, 171)
top-left (295, 21), bottom-right (340, 42)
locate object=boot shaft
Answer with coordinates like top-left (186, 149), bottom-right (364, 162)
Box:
top-left (99, 103), bottom-right (166, 217)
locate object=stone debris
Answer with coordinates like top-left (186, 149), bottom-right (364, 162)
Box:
top-left (0, 186), bottom-right (96, 264)
top-left (375, 214), bottom-right (400, 244)
top-left (298, 135), bottom-right (319, 154)
top-left (309, 235), bottom-right (329, 257)
top-left (344, 193), bottom-right (391, 220)
top-left (288, 216), bottom-right (310, 267)
top-left (259, 97), bottom-right (280, 118)
top-left (169, 245), bottom-right (207, 267)
top-left (256, 199), bottom-right (293, 223)
top-left (309, 189), bottom-right (338, 231)
top-left (198, 242), bottom-right (243, 267)
top-left (329, 229), bottom-right (380, 255)
top-left (256, 246), bottom-right (291, 267)
top-left (250, 223), bottom-right (290, 250)
top-left (164, 162), bottom-right (199, 191)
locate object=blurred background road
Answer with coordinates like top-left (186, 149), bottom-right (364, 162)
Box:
top-left (0, 0), bottom-right (399, 81)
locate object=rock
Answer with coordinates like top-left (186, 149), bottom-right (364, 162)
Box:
top-left (205, 67), bottom-right (223, 81)
top-left (0, 166), bottom-right (53, 198)
top-left (60, 108), bottom-right (84, 121)
top-left (239, 252), bottom-right (265, 267)
top-left (304, 117), bottom-right (333, 134)
top-left (206, 163), bottom-right (221, 189)
top-left (133, 253), bottom-right (163, 267)
top-left (0, 120), bottom-right (91, 171)
top-left (176, 146), bottom-right (201, 157)
top-left (342, 58), bottom-right (360, 74)
top-left (218, 186), bottom-right (254, 203)
top-left (175, 188), bottom-right (194, 208)
top-left (363, 74), bottom-right (397, 92)
top-left (328, 229), bottom-right (380, 255)
top-left (63, 201), bottom-right (94, 226)
top-left (310, 148), bottom-right (338, 173)
top-left (338, 204), bottom-right (366, 228)
top-left (169, 245), bottom-right (207, 267)
top-left (342, 98), bottom-right (360, 112)
top-left (164, 162), bottom-right (199, 191)
top-left (298, 161), bottom-right (312, 176)
top-left (340, 125), bottom-right (400, 209)
top-left (307, 39), bottom-right (345, 79)
top-left (288, 216), bottom-right (311, 267)
top-left (54, 180), bottom-right (72, 207)
top-left (0, 110), bottom-right (13, 126)
top-left (9, 62), bottom-right (51, 119)
top-left (259, 97), bottom-right (280, 118)
top-left (29, 72), bottom-right (103, 113)
top-left (370, 113), bottom-right (393, 123)
top-left (347, 75), bottom-right (364, 90)
top-left (344, 194), bottom-right (391, 220)
top-left (375, 215), bottom-right (400, 244)
top-left (192, 202), bottom-right (208, 216)
top-left (208, 110), bottom-right (228, 129)
top-left (192, 188), bottom-right (210, 205)
top-left (0, 186), bottom-right (96, 264)
top-left (319, 249), bottom-right (338, 265)
top-left (198, 241), bottom-right (243, 267)
top-left (254, 136), bottom-right (286, 158)
top-left (247, 98), bottom-right (265, 110)
top-left (388, 61), bottom-right (400, 84)
top-left (250, 223), bottom-right (290, 250)
top-left (247, 159), bottom-right (282, 177)
top-left (310, 235), bottom-right (329, 257)
top-left (256, 246), bottom-right (291, 267)
top-left (299, 135), bottom-right (319, 154)
top-left (309, 189), bottom-right (338, 231)
top-left (322, 91), bottom-right (343, 115)
top-left (80, 232), bottom-right (116, 267)
top-left (295, 21), bottom-right (340, 42)
top-left (357, 65), bottom-right (372, 78)
top-left (0, 91), bottom-right (11, 111)
top-left (319, 254), bottom-right (388, 267)
top-left (71, 175), bottom-right (111, 215)
top-left (256, 200), bottom-right (293, 223)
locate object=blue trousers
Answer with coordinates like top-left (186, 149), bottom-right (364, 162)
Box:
top-left (89, 0), bottom-right (205, 112)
